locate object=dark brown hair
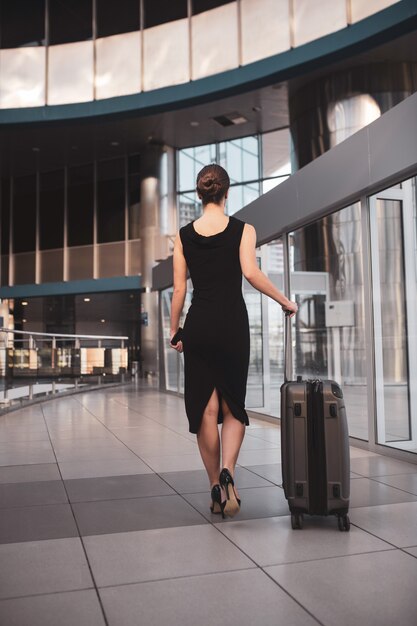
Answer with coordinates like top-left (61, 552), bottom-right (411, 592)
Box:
top-left (196, 164), bottom-right (230, 205)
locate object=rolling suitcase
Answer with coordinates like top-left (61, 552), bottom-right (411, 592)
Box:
top-left (280, 314), bottom-right (351, 531)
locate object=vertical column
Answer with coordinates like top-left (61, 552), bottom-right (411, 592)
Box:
top-left (139, 144), bottom-right (163, 377)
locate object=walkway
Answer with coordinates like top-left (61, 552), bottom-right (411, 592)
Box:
top-left (1, 384), bottom-right (417, 625)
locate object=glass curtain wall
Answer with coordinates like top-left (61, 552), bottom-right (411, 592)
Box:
top-left (177, 129), bottom-right (291, 227)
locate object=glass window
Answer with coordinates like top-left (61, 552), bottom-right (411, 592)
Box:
top-left (293, 0), bottom-right (346, 47)
top-left (95, 31), bottom-right (141, 100)
top-left (39, 169), bottom-right (64, 250)
top-left (143, 19), bottom-right (189, 91)
top-left (13, 175), bottom-right (36, 254)
top-left (144, 0), bottom-right (188, 28)
top-left (49, 0), bottom-right (92, 45)
top-left (290, 203), bottom-right (368, 441)
top-left (227, 182), bottom-right (260, 215)
top-left (128, 154), bottom-right (141, 240)
top-left (0, 47), bottom-right (46, 108)
top-left (67, 163), bottom-right (94, 247)
top-left (191, 1), bottom-right (238, 79)
top-left (97, 158), bottom-right (125, 244)
top-left (178, 191), bottom-right (200, 228)
top-left (262, 129), bottom-right (292, 179)
top-left (241, 0), bottom-right (290, 65)
top-left (0, 0), bottom-right (45, 48)
top-left (96, 0), bottom-right (140, 37)
top-left (192, 0), bottom-right (235, 15)
top-left (219, 136), bottom-right (259, 184)
top-left (47, 41), bottom-right (93, 105)
top-left (178, 144), bottom-right (216, 192)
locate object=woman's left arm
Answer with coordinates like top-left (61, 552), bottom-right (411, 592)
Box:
top-left (170, 232), bottom-right (187, 339)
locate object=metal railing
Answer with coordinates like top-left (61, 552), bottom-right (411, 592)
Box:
top-left (0, 328), bottom-right (132, 410)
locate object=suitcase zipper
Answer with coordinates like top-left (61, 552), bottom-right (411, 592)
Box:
top-left (307, 380), bottom-right (328, 514)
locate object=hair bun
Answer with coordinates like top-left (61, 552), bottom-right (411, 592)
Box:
top-left (202, 176), bottom-right (218, 189)
top-left (196, 164), bottom-right (230, 205)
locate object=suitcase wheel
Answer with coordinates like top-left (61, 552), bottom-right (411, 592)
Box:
top-left (337, 514), bottom-right (351, 532)
top-left (291, 513), bottom-right (304, 530)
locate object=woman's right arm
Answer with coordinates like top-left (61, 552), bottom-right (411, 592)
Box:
top-left (239, 223), bottom-right (298, 317)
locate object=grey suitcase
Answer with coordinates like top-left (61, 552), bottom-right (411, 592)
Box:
top-left (280, 314), bottom-right (351, 531)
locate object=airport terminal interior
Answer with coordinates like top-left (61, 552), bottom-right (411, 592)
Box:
top-left (1, 0), bottom-right (417, 624)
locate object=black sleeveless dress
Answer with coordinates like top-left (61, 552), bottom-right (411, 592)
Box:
top-left (179, 215), bottom-right (250, 434)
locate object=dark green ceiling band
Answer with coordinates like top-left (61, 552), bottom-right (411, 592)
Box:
top-left (0, 276), bottom-right (142, 299)
top-left (0, 0), bottom-right (416, 128)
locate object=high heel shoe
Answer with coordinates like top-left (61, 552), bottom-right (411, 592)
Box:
top-left (219, 468), bottom-right (241, 517)
top-left (209, 484), bottom-right (226, 519)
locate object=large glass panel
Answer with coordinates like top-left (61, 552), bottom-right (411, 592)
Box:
top-left (290, 203), bottom-right (368, 440)
top-left (293, 0), bottom-right (346, 47)
top-left (143, 19), bottom-right (189, 91)
top-left (96, 0), bottom-right (140, 37)
top-left (241, 0), bottom-right (290, 65)
top-left (1, 179), bottom-right (10, 256)
top-left (95, 31), bottom-right (141, 99)
top-left (262, 128), bottom-right (292, 179)
top-left (0, 0), bottom-right (45, 48)
top-left (219, 136), bottom-right (259, 185)
top-left (178, 191), bottom-right (200, 228)
top-left (227, 182), bottom-right (260, 215)
top-left (68, 164), bottom-right (94, 247)
top-left (49, 0), bottom-right (92, 45)
top-left (144, 0), bottom-right (188, 28)
top-left (128, 155), bottom-right (141, 240)
top-left (370, 181), bottom-right (417, 452)
top-left (350, 0), bottom-right (400, 24)
top-left (0, 47), bottom-right (45, 108)
top-left (39, 169), bottom-right (64, 250)
top-left (97, 158), bottom-right (125, 244)
top-left (191, 3), bottom-right (238, 79)
top-left (13, 175), bottom-right (36, 254)
top-left (178, 144), bottom-right (216, 192)
top-left (48, 41), bottom-right (93, 105)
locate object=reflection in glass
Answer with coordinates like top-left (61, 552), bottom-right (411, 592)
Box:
top-left (293, 0), bottom-right (346, 47)
top-left (240, 0), bottom-right (290, 65)
top-left (0, 47), bottom-right (45, 108)
top-left (191, 3), bottom-right (238, 79)
top-left (372, 197), bottom-right (411, 443)
top-left (290, 203), bottom-right (368, 440)
top-left (143, 19), bottom-right (189, 91)
top-left (48, 41), bottom-right (93, 105)
top-left (95, 31), bottom-right (141, 99)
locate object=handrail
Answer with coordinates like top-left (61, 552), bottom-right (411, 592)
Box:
top-left (0, 327), bottom-right (128, 340)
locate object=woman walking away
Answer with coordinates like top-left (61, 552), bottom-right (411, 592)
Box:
top-left (170, 164), bottom-right (298, 518)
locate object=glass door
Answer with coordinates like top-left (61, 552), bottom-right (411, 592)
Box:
top-left (369, 181), bottom-right (417, 452)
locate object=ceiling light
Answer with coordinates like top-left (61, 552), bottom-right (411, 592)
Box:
top-left (22, 301), bottom-right (28, 306)
top-left (110, 141), bottom-right (119, 146)
top-left (31, 147), bottom-right (40, 152)
top-left (22, 319), bottom-right (27, 323)
top-left (84, 297), bottom-right (90, 302)
top-left (101, 319), bottom-right (105, 323)
top-left (190, 121), bottom-right (199, 127)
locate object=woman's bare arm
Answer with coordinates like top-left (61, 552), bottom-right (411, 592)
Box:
top-left (170, 232), bottom-right (187, 347)
top-left (239, 223), bottom-right (298, 316)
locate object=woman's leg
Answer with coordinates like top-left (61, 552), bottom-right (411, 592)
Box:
top-left (220, 397), bottom-right (245, 499)
top-left (196, 387), bottom-right (221, 488)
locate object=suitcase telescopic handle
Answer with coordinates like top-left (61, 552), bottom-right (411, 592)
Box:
top-left (284, 311), bottom-right (293, 383)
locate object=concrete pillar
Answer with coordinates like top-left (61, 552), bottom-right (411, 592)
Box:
top-left (139, 144), bottom-right (177, 378)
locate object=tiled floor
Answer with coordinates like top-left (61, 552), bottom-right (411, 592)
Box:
top-left (0, 384), bottom-right (417, 626)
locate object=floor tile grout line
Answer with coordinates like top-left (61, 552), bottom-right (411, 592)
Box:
top-left (367, 475), bottom-right (417, 496)
top-left (0, 586), bottom-right (97, 604)
top-left (255, 546), bottom-right (397, 568)
top-left (38, 402), bottom-right (110, 626)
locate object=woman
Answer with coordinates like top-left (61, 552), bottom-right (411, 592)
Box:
top-left (170, 164), bottom-right (297, 518)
